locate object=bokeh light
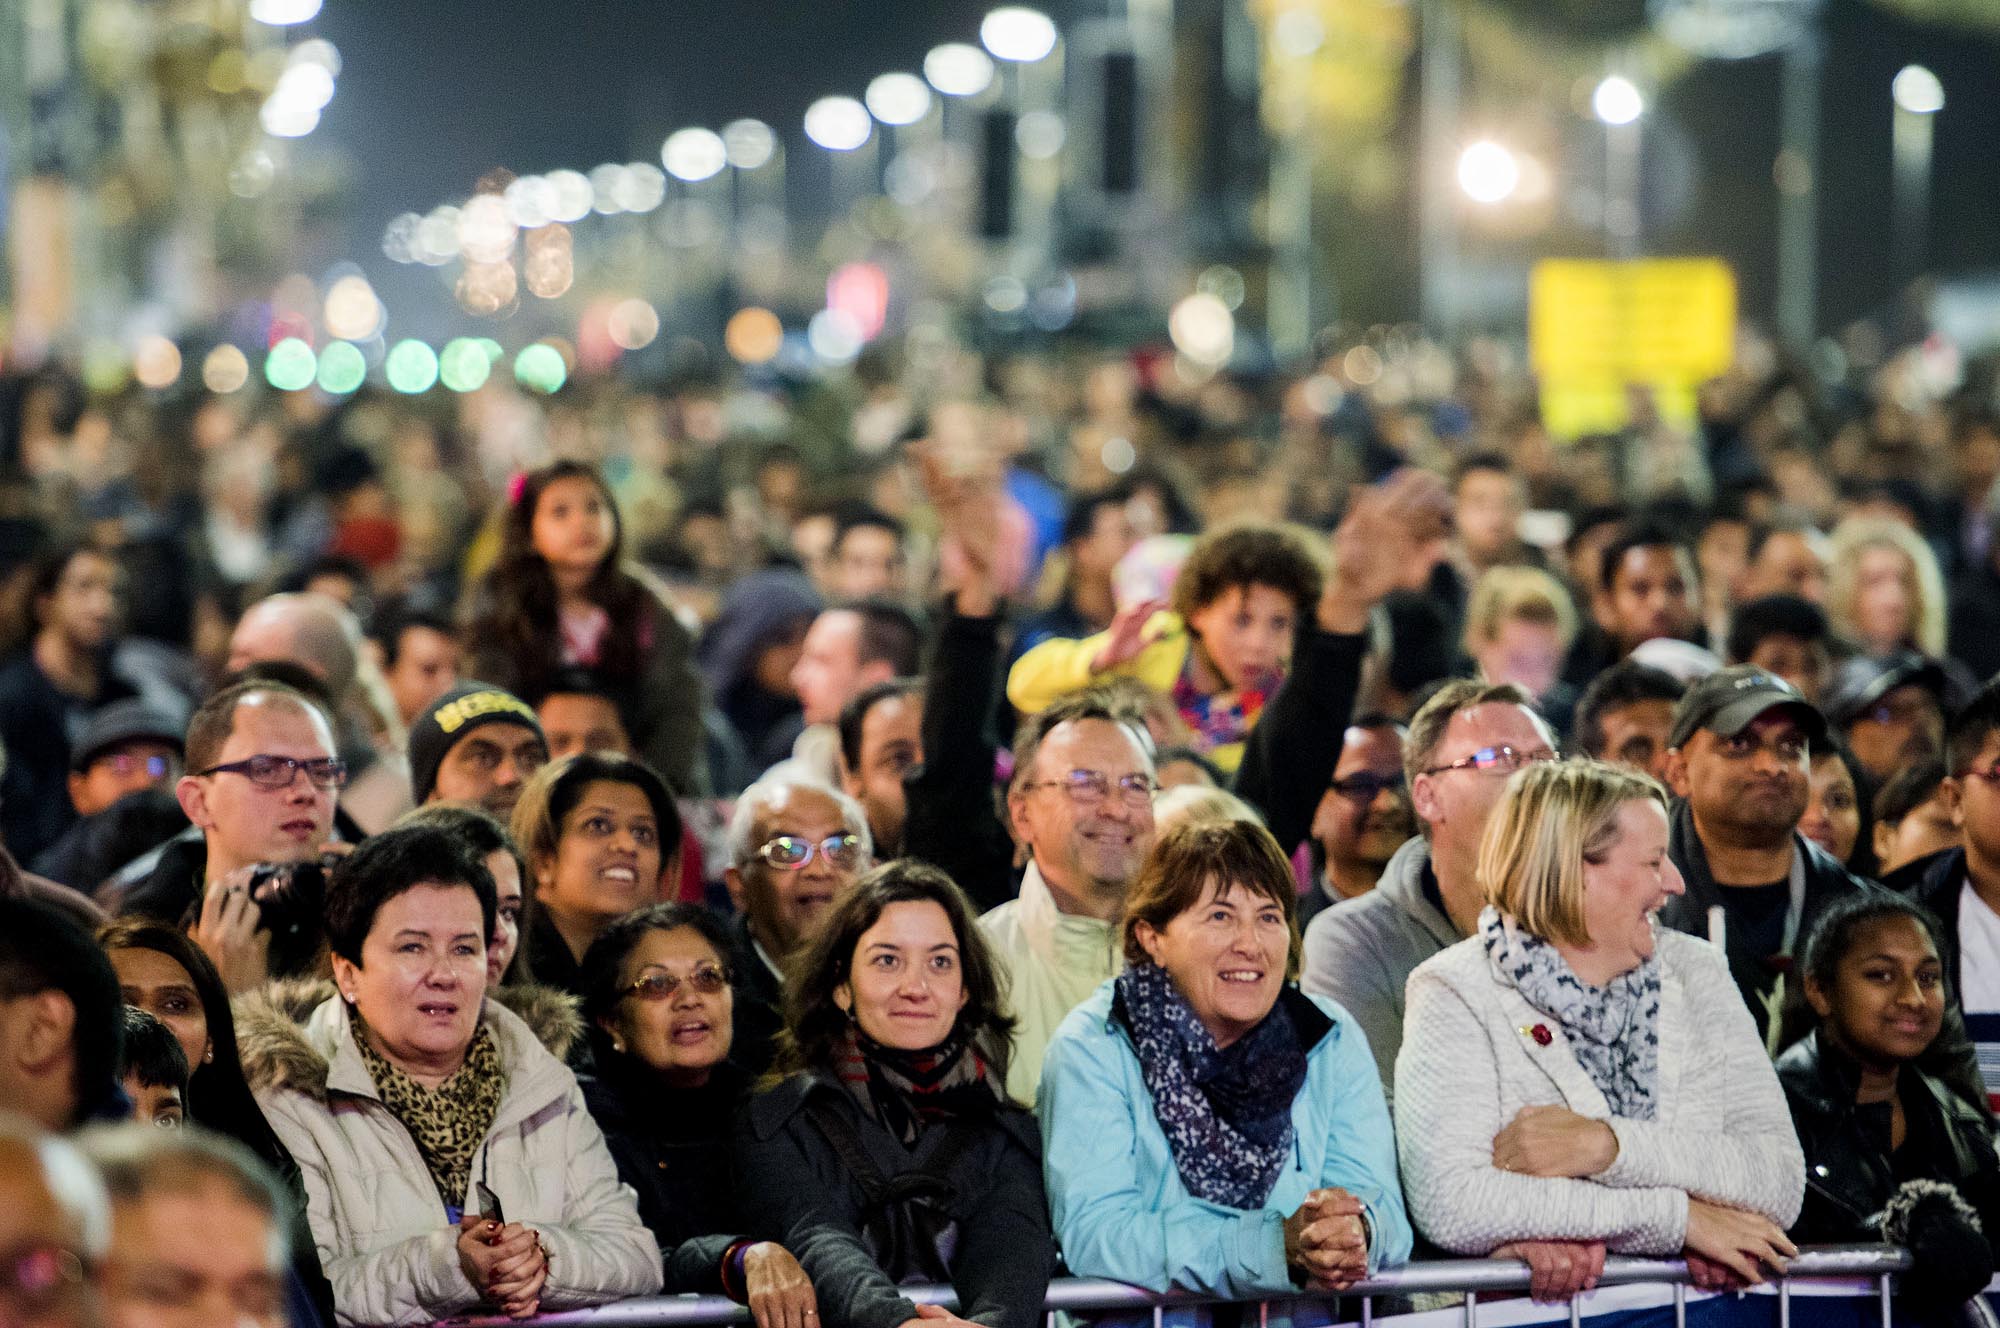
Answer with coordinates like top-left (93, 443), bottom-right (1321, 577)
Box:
top-left (804, 97), bottom-right (872, 152)
top-left (807, 308), bottom-right (864, 364)
top-left (249, 0), bottom-right (320, 25)
top-left (202, 345), bottom-right (251, 393)
top-left (1168, 293), bottom-right (1234, 367)
top-left (980, 7), bottom-right (1058, 63)
top-left (514, 344), bottom-right (568, 394)
top-left (504, 176), bottom-right (556, 229)
top-left (385, 340), bottom-right (439, 394)
top-left (1893, 65), bottom-right (1944, 115)
top-left (323, 274), bottom-right (382, 341)
top-left (259, 99), bottom-right (318, 138)
top-left (723, 119), bottom-right (777, 170)
top-left (608, 300), bottom-right (661, 351)
top-left (1016, 110), bottom-right (1065, 159)
top-left (866, 73), bottom-right (932, 126)
top-left (289, 39), bottom-right (340, 74)
top-left (1457, 141), bottom-right (1521, 204)
top-left (589, 164), bottom-right (630, 215)
top-left (662, 129), bottom-right (728, 182)
top-left (133, 337), bottom-right (182, 390)
top-left (828, 263), bottom-right (890, 341)
top-left (1591, 75), bottom-right (1644, 126)
top-left (264, 338), bottom-right (317, 391)
top-left (616, 164), bottom-right (667, 212)
top-left (725, 308), bottom-right (784, 364)
top-left (315, 341), bottom-right (366, 394)
top-left (545, 170), bottom-right (594, 223)
top-left (924, 43), bottom-right (995, 97)
top-left (457, 194), bottom-right (517, 264)
top-left (439, 339), bottom-right (491, 392)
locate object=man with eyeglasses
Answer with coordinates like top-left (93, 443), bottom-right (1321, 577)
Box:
top-left (0, 1119), bottom-right (109, 1328)
top-left (30, 703), bottom-right (186, 894)
top-left (981, 692), bottom-right (1160, 1104)
top-left (723, 780), bottom-right (874, 1075)
top-left (1300, 716), bottom-right (1413, 924)
top-left (1302, 679), bottom-right (1558, 1096)
top-left (117, 681), bottom-right (345, 995)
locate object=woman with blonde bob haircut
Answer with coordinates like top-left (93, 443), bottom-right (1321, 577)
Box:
top-left (1039, 821), bottom-right (1411, 1320)
top-left (1395, 760), bottom-right (1804, 1306)
top-left (1826, 516), bottom-right (1947, 659)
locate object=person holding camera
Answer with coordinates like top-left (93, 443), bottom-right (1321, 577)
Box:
top-left (119, 679), bottom-right (348, 994)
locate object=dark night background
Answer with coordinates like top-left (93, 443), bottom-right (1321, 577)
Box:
top-left (310, 0), bottom-right (2000, 344)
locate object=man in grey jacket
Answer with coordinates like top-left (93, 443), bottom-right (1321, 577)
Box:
top-left (1300, 679), bottom-right (1557, 1096)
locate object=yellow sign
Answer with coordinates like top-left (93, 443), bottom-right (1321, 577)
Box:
top-left (1530, 258), bottom-right (1736, 438)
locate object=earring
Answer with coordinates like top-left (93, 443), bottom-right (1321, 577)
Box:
top-left (611, 1039), bottom-right (626, 1053)
top-left (203, 1048), bottom-right (214, 1064)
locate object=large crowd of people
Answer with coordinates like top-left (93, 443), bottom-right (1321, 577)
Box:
top-left (4, 322), bottom-right (2000, 1326)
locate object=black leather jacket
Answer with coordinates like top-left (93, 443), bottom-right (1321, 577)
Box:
top-left (1776, 1032), bottom-right (2000, 1243)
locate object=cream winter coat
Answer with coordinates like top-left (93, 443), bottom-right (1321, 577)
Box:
top-left (240, 990), bottom-right (662, 1326)
top-left (1394, 927), bottom-right (1803, 1257)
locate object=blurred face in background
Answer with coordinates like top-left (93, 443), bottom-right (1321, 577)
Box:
top-left (1455, 468), bottom-right (1522, 565)
top-left (40, 549), bottom-right (123, 654)
top-left (1853, 544), bottom-right (1918, 654)
top-left (1606, 545), bottom-right (1699, 651)
top-left (1800, 752), bottom-right (1861, 865)
top-left (384, 626), bottom-right (460, 727)
top-left (536, 692), bottom-right (632, 762)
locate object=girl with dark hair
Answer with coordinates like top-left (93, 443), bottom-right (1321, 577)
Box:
top-left (465, 459), bottom-right (705, 794)
top-left (736, 861), bottom-right (1053, 1328)
top-left (1777, 893), bottom-right (2000, 1319)
top-left (98, 918), bottom-right (336, 1323)
top-left (578, 903), bottom-right (816, 1328)
top-left (510, 752), bottom-right (682, 998)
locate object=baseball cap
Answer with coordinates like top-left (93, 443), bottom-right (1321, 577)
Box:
top-left (1667, 665), bottom-right (1828, 751)
top-left (71, 700), bottom-right (184, 772)
top-left (1822, 651), bottom-right (1948, 729)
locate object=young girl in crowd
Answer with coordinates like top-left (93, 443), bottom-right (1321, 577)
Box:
top-left (466, 459), bottom-right (705, 795)
top-left (1779, 893), bottom-right (2000, 1319)
top-left (1007, 523), bottom-right (1323, 774)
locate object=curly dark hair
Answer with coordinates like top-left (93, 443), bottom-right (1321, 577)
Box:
top-left (1169, 523), bottom-right (1323, 621)
top-left (771, 860), bottom-right (1014, 1085)
top-left (467, 460), bottom-right (651, 698)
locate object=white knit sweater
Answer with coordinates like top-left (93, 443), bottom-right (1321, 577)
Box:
top-left (1393, 927), bottom-right (1804, 1257)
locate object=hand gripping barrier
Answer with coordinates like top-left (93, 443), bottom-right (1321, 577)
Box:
top-left (431, 1244), bottom-right (1938, 1328)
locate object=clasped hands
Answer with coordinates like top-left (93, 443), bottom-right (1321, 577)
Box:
top-left (1489, 1106), bottom-right (1794, 1304)
top-left (457, 1212), bottom-right (548, 1319)
top-left (1283, 1187), bottom-right (1370, 1291)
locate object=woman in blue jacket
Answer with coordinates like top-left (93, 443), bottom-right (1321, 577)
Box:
top-left (1038, 820), bottom-right (1411, 1320)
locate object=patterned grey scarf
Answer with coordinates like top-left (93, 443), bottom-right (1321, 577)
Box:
top-left (1479, 906), bottom-right (1661, 1120)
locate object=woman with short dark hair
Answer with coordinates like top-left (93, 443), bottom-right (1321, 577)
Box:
top-left (240, 823), bottom-right (659, 1326)
top-left (736, 861), bottom-right (1052, 1328)
top-left (1039, 821), bottom-right (1409, 1323)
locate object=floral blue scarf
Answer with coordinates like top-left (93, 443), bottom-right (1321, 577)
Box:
top-left (1480, 906), bottom-right (1661, 1120)
top-left (1113, 961), bottom-right (1307, 1210)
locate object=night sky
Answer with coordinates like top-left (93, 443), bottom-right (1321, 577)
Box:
top-left (308, 0), bottom-right (2000, 347)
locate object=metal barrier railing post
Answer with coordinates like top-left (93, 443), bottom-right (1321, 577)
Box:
top-left (1672, 1282), bottom-right (1686, 1328)
top-left (1879, 1272), bottom-right (1894, 1328)
top-left (1778, 1277), bottom-right (1791, 1328)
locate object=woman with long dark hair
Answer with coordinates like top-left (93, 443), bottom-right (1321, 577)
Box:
top-left (736, 860), bottom-right (1052, 1328)
top-left (465, 459), bottom-right (705, 794)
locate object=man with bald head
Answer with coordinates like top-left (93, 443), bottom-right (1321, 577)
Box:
top-left (724, 779), bottom-right (874, 1074)
top-left (0, 1118), bottom-right (109, 1328)
top-left (227, 593), bottom-right (409, 831)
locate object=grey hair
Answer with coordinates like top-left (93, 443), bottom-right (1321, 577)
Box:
top-left (0, 1113), bottom-right (111, 1258)
top-left (77, 1121), bottom-right (290, 1268)
top-left (728, 779), bottom-right (873, 868)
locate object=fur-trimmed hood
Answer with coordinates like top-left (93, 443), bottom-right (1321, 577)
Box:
top-left (236, 978), bottom-right (583, 1099)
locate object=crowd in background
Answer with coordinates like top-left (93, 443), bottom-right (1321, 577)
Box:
top-left (5, 316), bottom-right (2000, 1326)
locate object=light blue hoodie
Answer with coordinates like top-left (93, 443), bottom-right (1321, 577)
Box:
top-left (1037, 980), bottom-right (1412, 1325)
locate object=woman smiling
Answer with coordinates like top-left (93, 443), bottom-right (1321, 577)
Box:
top-left (736, 861), bottom-right (1052, 1328)
top-left (1396, 760), bottom-right (1803, 1304)
top-left (1038, 821), bottom-right (1409, 1325)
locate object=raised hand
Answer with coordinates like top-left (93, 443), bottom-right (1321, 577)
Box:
top-left (1319, 468), bottom-right (1454, 633)
top-left (1091, 597), bottom-right (1169, 673)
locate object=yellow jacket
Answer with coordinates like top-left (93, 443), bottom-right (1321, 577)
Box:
top-left (1005, 612), bottom-right (1249, 773)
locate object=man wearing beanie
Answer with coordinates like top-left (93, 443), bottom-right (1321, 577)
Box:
top-left (409, 682), bottom-right (549, 819)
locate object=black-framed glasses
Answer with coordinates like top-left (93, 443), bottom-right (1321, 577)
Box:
top-left (756, 833), bottom-right (865, 871)
top-left (196, 754), bottom-right (349, 790)
top-left (1329, 771), bottom-right (1406, 801)
top-left (1019, 769), bottom-right (1160, 807)
top-left (1419, 745), bottom-right (1557, 778)
top-left (624, 965), bottom-right (732, 1001)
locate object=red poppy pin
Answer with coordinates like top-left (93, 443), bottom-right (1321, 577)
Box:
top-left (1521, 1023), bottom-right (1553, 1046)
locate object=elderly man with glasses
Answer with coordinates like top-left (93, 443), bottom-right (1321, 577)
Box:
top-left (1302, 679), bottom-right (1559, 1099)
top-left (722, 780), bottom-right (874, 1076)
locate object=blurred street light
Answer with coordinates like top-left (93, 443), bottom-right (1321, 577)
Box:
top-left (924, 43), bottom-right (995, 97)
top-left (980, 7), bottom-right (1058, 63)
top-left (1456, 141), bottom-right (1520, 204)
top-left (804, 97), bottom-right (872, 151)
top-left (723, 119), bottom-right (777, 170)
top-left (249, 0), bottom-right (321, 25)
top-left (663, 129), bottom-right (728, 182)
top-left (866, 73), bottom-right (933, 126)
top-left (1892, 65), bottom-right (1943, 277)
top-left (1592, 76), bottom-right (1643, 126)
top-left (1892, 64), bottom-right (1944, 114)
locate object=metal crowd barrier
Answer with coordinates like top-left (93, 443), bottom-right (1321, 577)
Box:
top-left (436, 1244), bottom-right (1916, 1328)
